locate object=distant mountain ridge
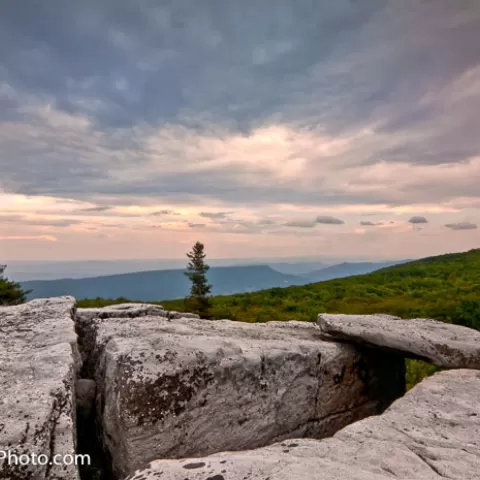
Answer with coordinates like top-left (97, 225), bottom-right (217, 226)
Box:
top-left (20, 260), bottom-right (408, 301)
top-left (6, 256), bottom-right (407, 281)
top-left (301, 260), bottom-right (411, 283)
top-left (21, 265), bottom-right (306, 301)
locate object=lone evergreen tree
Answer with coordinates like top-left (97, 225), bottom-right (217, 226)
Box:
top-left (0, 265), bottom-right (31, 306)
top-left (184, 241), bottom-right (212, 317)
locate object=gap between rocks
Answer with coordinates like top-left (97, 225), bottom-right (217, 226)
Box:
top-left (75, 322), bottom-right (116, 480)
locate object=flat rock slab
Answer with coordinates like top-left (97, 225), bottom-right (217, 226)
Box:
top-left (0, 296), bottom-right (80, 480)
top-left (77, 315), bottom-right (405, 479)
top-left (318, 313), bottom-right (480, 369)
top-left (126, 369), bottom-right (480, 480)
top-left (78, 303), bottom-right (167, 321)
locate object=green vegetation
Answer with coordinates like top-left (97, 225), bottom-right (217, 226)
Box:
top-left (77, 249), bottom-right (480, 388)
top-left (0, 265), bottom-right (31, 306)
top-left (184, 241), bottom-right (212, 317)
top-left (160, 248), bottom-right (480, 328)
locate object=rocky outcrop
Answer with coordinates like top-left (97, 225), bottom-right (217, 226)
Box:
top-left (5, 297), bottom-right (478, 480)
top-left (78, 303), bottom-right (167, 321)
top-left (318, 313), bottom-right (480, 369)
top-left (75, 312), bottom-right (405, 479)
top-left (125, 368), bottom-right (480, 480)
top-left (0, 296), bottom-right (80, 480)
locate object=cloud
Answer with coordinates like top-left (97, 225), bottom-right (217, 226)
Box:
top-left (188, 223), bottom-right (206, 228)
top-left (0, 214), bottom-right (83, 228)
top-left (1, 3), bottom-right (480, 210)
top-left (445, 222), bottom-right (478, 230)
top-left (408, 216), bottom-right (428, 224)
top-left (78, 205), bottom-right (112, 212)
top-left (0, 1), bottom-right (479, 260)
top-left (150, 209), bottom-right (179, 216)
top-left (284, 220), bottom-right (316, 228)
top-left (316, 216), bottom-right (345, 225)
top-left (360, 221), bottom-right (383, 226)
top-left (199, 211), bottom-right (231, 220)
top-left (256, 218), bottom-right (276, 226)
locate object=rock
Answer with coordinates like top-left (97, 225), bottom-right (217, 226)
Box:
top-left (167, 311), bottom-right (200, 319)
top-left (76, 315), bottom-right (405, 478)
top-left (76, 303), bottom-right (168, 376)
top-left (318, 313), bottom-right (480, 369)
top-left (78, 303), bottom-right (166, 321)
top-left (126, 369), bottom-right (480, 480)
top-left (0, 296), bottom-right (80, 480)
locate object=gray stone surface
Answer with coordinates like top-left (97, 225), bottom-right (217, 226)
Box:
top-left (77, 315), bottom-right (405, 479)
top-left (76, 303), bottom-right (168, 376)
top-left (166, 311), bottom-right (200, 320)
top-left (318, 313), bottom-right (480, 369)
top-left (0, 296), bottom-right (80, 479)
top-left (78, 303), bottom-right (166, 321)
top-left (126, 369), bottom-right (480, 480)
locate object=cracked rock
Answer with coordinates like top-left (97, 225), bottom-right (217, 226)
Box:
top-left (76, 314), bottom-right (404, 479)
top-left (126, 369), bottom-right (480, 480)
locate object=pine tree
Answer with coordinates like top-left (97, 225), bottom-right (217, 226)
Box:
top-left (0, 265), bottom-right (31, 306)
top-left (184, 241), bottom-right (212, 317)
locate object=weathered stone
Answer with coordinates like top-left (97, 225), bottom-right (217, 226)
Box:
top-left (76, 304), bottom-right (168, 377)
top-left (0, 296), bottom-right (80, 480)
top-left (126, 369), bottom-right (480, 480)
top-left (166, 311), bottom-right (200, 320)
top-left (318, 313), bottom-right (480, 369)
top-left (77, 315), bottom-right (404, 478)
top-left (78, 303), bottom-right (166, 321)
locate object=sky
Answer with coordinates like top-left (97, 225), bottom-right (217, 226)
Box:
top-left (1, 0), bottom-right (479, 261)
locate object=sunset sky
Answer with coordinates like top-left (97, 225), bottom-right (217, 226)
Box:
top-left (1, 0), bottom-right (479, 261)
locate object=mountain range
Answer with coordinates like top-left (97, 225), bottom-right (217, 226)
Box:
top-left (21, 260), bottom-right (405, 301)
top-left (302, 260), bottom-right (410, 282)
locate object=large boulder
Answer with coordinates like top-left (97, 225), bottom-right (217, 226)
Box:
top-left (0, 297), bottom-right (80, 480)
top-left (125, 369), bottom-right (480, 480)
top-left (75, 315), bottom-right (405, 479)
top-left (318, 313), bottom-right (480, 369)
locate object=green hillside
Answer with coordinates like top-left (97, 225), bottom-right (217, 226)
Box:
top-left (78, 249), bottom-right (480, 389)
top-left (157, 248), bottom-right (480, 326)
